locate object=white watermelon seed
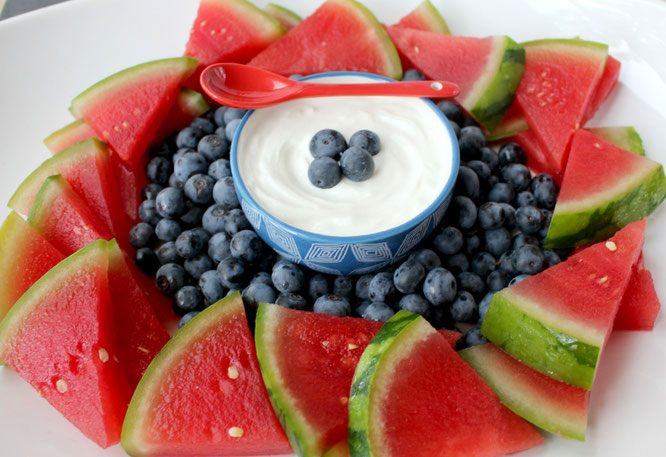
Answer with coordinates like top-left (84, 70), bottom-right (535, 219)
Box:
top-left (598, 276), bottom-right (609, 284)
top-left (56, 379), bottom-right (68, 393)
top-left (98, 348), bottom-right (109, 363)
top-left (228, 427), bottom-right (244, 438)
top-left (138, 346), bottom-right (150, 354)
top-left (605, 241), bottom-right (617, 252)
top-left (348, 344), bottom-right (358, 350)
top-left (227, 366), bottom-right (239, 379)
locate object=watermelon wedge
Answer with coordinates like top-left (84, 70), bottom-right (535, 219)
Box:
top-left (0, 240), bottom-right (132, 448)
top-left (586, 126), bottom-right (645, 156)
top-left (265, 3), bottom-right (302, 30)
top-left (387, 26), bottom-right (524, 131)
top-left (515, 39), bottom-right (608, 177)
top-left (121, 293), bottom-right (291, 457)
top-left (8, 138), bottom-right (129, 245)
top-left (583, 55), bottom-right (621, 124)
top-left (482, 220), bottom-right (646, 389)
top-left (0, 212), bottom-right (65, 320)
top-left (348, 311), bottom-right (543, 457)
top-left (614, 254), bottom-right (661, 331)
top-left (486, 101), bottom-right (528, 141)
top-left (248, 0), bottom-right (402, 80)
top-left (459, 343), bottom-right (591, 441)
top-left (152, 88), bottom-right (210, 144)
top-left (544, 129), bottom-right (666, 248)
top-left (393, 0), bottom-right (450, 34)
top-left (70, 57), bottom-right (198, 167)
top-left (43, 119), bottom-right (100, 153)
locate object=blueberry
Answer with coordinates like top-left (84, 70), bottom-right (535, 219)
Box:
top-left (333, 276), bottom-right (353, 298)
top-left (213, 106), bottom-right (228, 127)
top-left (179, 201), bottom-right (204, 228)
top-left (224, 208), bottom-right (251, 235)
top-left (486, 270), bottom-right (509, 292)
top-left (477, 202), bottom-right (506, 230)
top-left (402, 69), bottom-right (426, 81)
top-left (349, 130), bottom-right (381, 156)
top-left (208, 158), bottom-right (231, 180)
top-left (172, 147), bottom-right (192, 165)
top-left (464, 234), bottom-right (481, 256)
top-left (178, 311), bottom-right (200, 329)
top-left (478, 292), bottom-right (494, 322)
top-left (138, 199), bottom-right (161, 226)
top-left (340, 147), bottom-right (375, 182)
top-left (456, 272), bottom-right (486, 300)
top-left (444, 253), bottom-right (469, 275)
top-left (393, 259), bottom-right (426, 294)
top-left (308, 157), bottom-right (343, 189)
top-left (480, 147), bottom-right (500, 172)
top-left (155, 218), bottom-right (182, 241)
top-left (509, 274), bottom-right (531, 286)
top-left (408, 248), bottom-right (442, 271)
top-left (498, 143), bottom-right (527, 167)
top-left (199, 270), bottom-right (225, 304)
top-left (197, 134), bottom-right (228, 161)
top-left (309, 129), bottom-right (347, 159)
top-left (242, 282), bottom-right (276, 310)
top-left (450, 291), bottom-right (476, 322)
top-left (184, 174), bottom-right (215, 205)
top-left (532, 174), bottom-right (558, 210)
top-left (175, 228), bottom-right (207, 259)
top-left (516, 191), bottom-right (536, 207)
top-left (249, 271), bottom-right (272, 287)
top-left (538, 209), bottom-right (553, 239)
top-left (501, 163), bottom-right (531, 192)
top-left (142, 183), bottom-right (162, 201)
top-left (361, 302), bottom-right (395, 322)
top-left (470, 251), bottom-right (496, 277)
top-left (449, 196), bottom-right (477, 230)
top-left (156, 241), bottom-right (182, 265)
top-left (174, 152), bottom-right (208, 182)
top-left (433, 226), bottom-right (463, 256)
top-left (271, 262), bottom-right (304, 293)
top-left (354, 274), bottom-right (372, 301)
top-left (465, 160), bottom-right (492, 184)
top-left (462, 116), bottom-right (480, 128)
top-left (208, 232), bottom-right (231, 263)
top-left (423, 267), bottom-right (456, 306)
top-left (190, 117), bottom-right (216, 135)
top-left (217, 257), bottom-right (248, 289)
top-left (224, 118), bottom-right (242, 142)
top-left (513, 245), bottom-right (545, 275)
top-left (176, 127), bottom-right (202, 149)
top-left (454, 166), bottom-right (480, 200)
top-left (199, 205), bottom-right (225, 235)
top-left (155, 263), bottom-right (186, 295)
top-left (368, 271), bottom-right (398, 303)
top-left (498, 203), bottom-right (516, 228)
top-left (173, 285), bottom-right (203, 316)
top-left (398, 294), bottom-right (430, 315)
top-left (355, 300), bottom-right (372, 317)
top-left (223, 108), bottom-right (247, 125)
top-left (150, 142), bottom-right (174, 159)
top-left (308, 274), bottom-right (329, 301)
top-left (168, 173), bottom-right (185, 191)
top-left (184, 254), bottom-right (214, 279)
top-left (146, 157), bottom-right (172, 185)
top-left (484, 228), bottom-right (511, 257)
top-left (487, 182), bottom-right (514, 204)
top-left (515, 206), bottom-right (543, 234)
top-left (213, 176), bottom-right (239, 209)
top-left (464, 326), bottom-right (488, 346)
top-left (276, 293), bottom-right (308, 310)
top-left (498, 250), bottom-right (516, 276)
top-left (458, 126), bottom-right (485, 160)
top-left (230, 230), bottom-right (263, 263)
top-left (542, 248), bottom-right (561, 268)
top-left (313, 294), bottom-right (350, 317)
top-left (449, 121), bottom-right (461, 139)
top-left (513, 233), bottom-right (539, 250)
top-left (155, 187), bottom-right (185, 218)
top-left (134, 247), bottom-right (159, 275)
top-left (436, 100), bottom-right (464, 125)
top-left (129, 222), bottom-right (154, 248)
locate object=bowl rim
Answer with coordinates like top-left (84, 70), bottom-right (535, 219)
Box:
top-left (229, 70), bottom-right (460, 244)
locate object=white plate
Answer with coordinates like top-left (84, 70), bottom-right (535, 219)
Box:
top-left (0, 0), bottom-right (665, 456)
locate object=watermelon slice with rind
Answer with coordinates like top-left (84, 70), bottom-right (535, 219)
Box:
top-left (0, 240), bottom-right (132, 448)
top-left (394, 0), bottom-right (450, 34)
top-left (121, 293), bottom-right (291, 457)
top-left (348, 311), bottom-right (543, 457)
top-left (0, 211), bottom-right (65, 321)
top-left (482, 220), bottom-right (646, 389)
top-left (70, 57), bottom-right (198, 167)
top-left (459, 343), bottom-right (591, 441)
top-left (614, 254), bottom-right (661, 331)
top-left (583, 55), bottom-right (621, 124)
top-left (248, 0), bottom-right (402, 80)
top-left (545, 129), bottom-right (666, 248)
top-left (265, 3), bottom-right (302, 30)
top-left (586, 126), bottom-right (645, 156)
top-left (43, 119), bottom-right (99, 153)
top-left (152, 88), bottom-right (210, 144)
top-left (387, 26), bottom-right (524, 131)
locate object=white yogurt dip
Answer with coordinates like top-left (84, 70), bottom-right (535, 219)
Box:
top-left (235, 75), bottom-right (455, 237)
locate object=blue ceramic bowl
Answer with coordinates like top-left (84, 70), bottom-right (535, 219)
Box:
top-left (230, 71), bottom-right (459, 276)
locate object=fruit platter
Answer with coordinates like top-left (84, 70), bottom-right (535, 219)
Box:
top-left (0, 0), bottom-right (665, 456)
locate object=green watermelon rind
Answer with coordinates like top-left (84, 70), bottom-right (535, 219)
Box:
top-left (26, 175), bottom-right (67, 231)
top-left (522, 37), bottom-right (609, 53)
top-left (0, 239), bottom-right (108, 362)
top-left (486, 113), bottom-right (529, 141)
top-left (480, 292), bottom-right (598, 390)
top-left (403, 0), bottom-right (450, 34)
top-left (464, 36), bottom-right (525, 132)
top-left (120, 292), bottom-right (245, 456)
top-left (544, 163), bottom-right (666, 248)
top-left (254, 302), bottom-right (318, 457)
top-left (459, 344), bottom-right (588, 441)
top-left (8, 138), bottom-right (110, 216)
top-left (347, 311), bottom-right (422, 457)
top-left (586, 126), bottom-right (645, 156)
top-left (69, 57), bottom-right (199, 118)
top-left (173, 88), bottom-right (210, 118)
top-left (218, 0), bottom-right (287, 37)
top-left (43, 119), bottom-right (95, 153)
top-left (265, 3), bottom-right (302, 28)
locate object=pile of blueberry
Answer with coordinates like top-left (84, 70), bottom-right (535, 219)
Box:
top-left (308, 129), bottom-right (380, 188)
top-left (131, 81), bottom-right (565, 348)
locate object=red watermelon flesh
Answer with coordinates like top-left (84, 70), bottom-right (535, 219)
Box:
top-left (510, 129), bottom-right (560, 181)
top-left (121, 293), bottom-right (291, 456)
top-left (393, 0), bottom-right (450, 34)
top-left (0, 212), bottom-right (65, 321)
top-left (583, 55), bottom-right (621, 124)
top-left (112, 155), bottom-right (145, 225)
top-left (0, 240), bottom-right (132, 448)
top-left (248, 0), bottom-right (402, 79)
top-left (515, 39), bottom-right (608, 178)
top-left (70, 58), bottom-right (198, 168)
top-left (614, 254), bottom-right (661, 331)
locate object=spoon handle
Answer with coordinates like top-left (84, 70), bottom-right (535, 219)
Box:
top-left (296, 80), bottom-right (460, 99)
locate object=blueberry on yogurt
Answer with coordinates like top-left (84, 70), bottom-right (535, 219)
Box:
top-left (340, 146), bottom-right (375, 182)
top-left (308, 157), bottom-right (342, 189)
top-left (309, 129), bottom-right (347, 159)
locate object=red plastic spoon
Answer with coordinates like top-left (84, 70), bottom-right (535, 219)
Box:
top-left (200, 63), bottom-right (460, 109)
